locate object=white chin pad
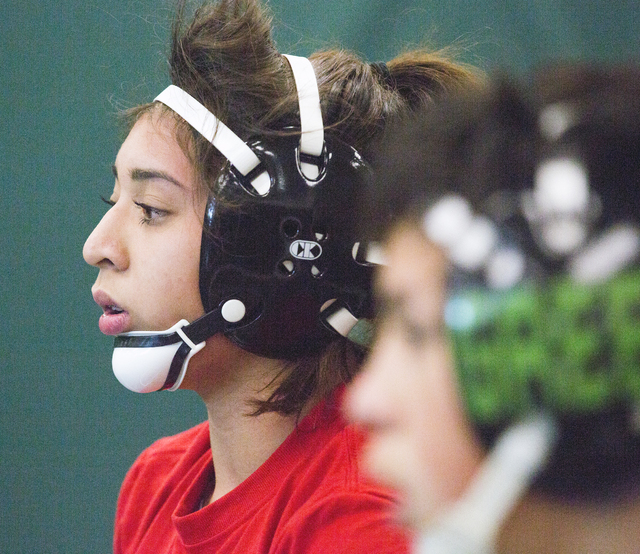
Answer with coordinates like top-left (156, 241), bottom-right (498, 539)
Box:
top-left (112, 320), bottom-right (205, 393)
top-left (113, 342), bottom-right (183, 393)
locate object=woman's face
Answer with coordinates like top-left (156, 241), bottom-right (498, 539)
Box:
top-left (83, 111), bottom-right (207, 337)
top-left (346, 222), bottom-right (484, 529)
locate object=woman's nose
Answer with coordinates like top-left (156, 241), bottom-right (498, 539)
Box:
top-left (345, 339), bottom-right (396, 426)
top-left (82, 204), bottom-right (129, 271)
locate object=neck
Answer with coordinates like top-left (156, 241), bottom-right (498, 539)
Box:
top-left (497, 493), bottom-right (640, 554)
top-left (205, 394), bottom-right (298, 502)
top-left (187, 336), bottom-right (304, 503)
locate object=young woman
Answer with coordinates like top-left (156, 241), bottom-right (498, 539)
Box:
top-left (82, 1), bottom-right (479, 552)
top-left (347, 65), bottom-right (640, 553)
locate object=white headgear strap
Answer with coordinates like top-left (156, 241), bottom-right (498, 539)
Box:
top-left (154, 54), bottom-right (324, 190)
top-left (282, 54), bottom-right (325, 180)
top-left (154, 85), bottom-right (271, 196)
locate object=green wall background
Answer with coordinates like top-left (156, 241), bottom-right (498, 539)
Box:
top-left (2, 1), bottom-right (638, 551)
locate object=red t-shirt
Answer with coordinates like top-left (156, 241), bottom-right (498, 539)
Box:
top-left (114, 388), bottom-right (411, 553)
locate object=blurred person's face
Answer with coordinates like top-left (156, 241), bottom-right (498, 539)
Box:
top-left (346, 221), bottom-right (484, 529)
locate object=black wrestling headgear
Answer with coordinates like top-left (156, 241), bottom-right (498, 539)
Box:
top-left (199, 131), bottom-right (374, 358)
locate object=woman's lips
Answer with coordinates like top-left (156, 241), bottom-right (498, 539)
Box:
top-left (98, 310), bottom-right (130, 336)
top-left (92, 290), bottom-right (131, 335)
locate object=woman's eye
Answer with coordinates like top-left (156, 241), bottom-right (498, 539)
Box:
top-left (134, 202), bottom-right (167, 225)
top-left (100, 195), bottom-right (115, 208)
top-left (403, 321), bottom-right (428, 346)
top-left (402, 320), bottom-right (444, 349)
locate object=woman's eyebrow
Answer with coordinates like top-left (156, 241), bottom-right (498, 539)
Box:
top-left (129, 168), bottom-right (185, 189)
top-left (111, 163), bottom-right (185, 189)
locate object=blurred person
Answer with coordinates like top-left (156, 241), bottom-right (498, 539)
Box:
top-left (347, 65), bottom-right (640, 553)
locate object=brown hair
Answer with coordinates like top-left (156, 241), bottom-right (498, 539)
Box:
top-left (125, 0), bottom-right (482, 416)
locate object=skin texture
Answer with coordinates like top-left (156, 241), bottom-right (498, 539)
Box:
top-left (346, 222), bottom-right (484, 529)
top-left (497, 494), bottom-right (640, 554)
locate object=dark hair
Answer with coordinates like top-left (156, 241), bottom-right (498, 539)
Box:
top-left (124, 0), bottom-right (481, 416)
top-left (533, 64), bottom-right (640, 228)
top-left (366, 64), bottom-right (640, 239)
top-left (363, 75), bottom-right (536, 240)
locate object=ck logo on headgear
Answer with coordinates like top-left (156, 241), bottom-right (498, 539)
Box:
top-left (290, 240), bottom-right (322, 260)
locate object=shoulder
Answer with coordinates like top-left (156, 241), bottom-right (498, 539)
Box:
top-left (114, 421), bottom-right (210, 553)
top-left (273, 409), bottom-right (411, 553)
top-left (289, 388), bottom-right (395, 499)
top-left (292, 387), bottom-right (388, 495)
top-left (274, 456), bottom-right (411, 553)
top-left (117, 421), bottom-right (209, 505)
top-left (128, 421), bottom-right (209, 472)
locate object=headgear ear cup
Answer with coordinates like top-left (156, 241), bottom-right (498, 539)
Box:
top-left (193, 54), bottom-right (375, 358)
top-left (199, 133), bottom-right (374, 358)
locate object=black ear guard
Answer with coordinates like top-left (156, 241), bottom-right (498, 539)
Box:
top-left (199, 133), bottom-right (375, 358)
